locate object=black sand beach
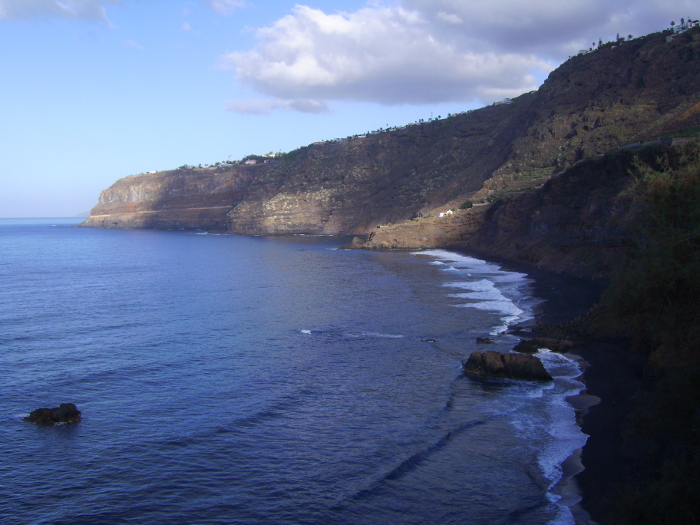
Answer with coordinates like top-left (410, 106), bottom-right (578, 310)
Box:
top-left (451, 248), bottom-right (642, 525)
top-left (526, 269), bottom-right (644, 524)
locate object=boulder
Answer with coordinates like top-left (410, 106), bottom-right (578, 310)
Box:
top-left (464, 351), bottom-right (552, 381)
top-left (24, 403), bottom-right (81, 426)
top-left (513, 340), bottom-right (541, 353)
top-left (476, 337), bottom-right (494, 344)
top-left (513, 338), bottom-right (574, 353)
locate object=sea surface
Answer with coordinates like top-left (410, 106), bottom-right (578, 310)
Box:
top-left (0, 218), bottom-right (588, 525)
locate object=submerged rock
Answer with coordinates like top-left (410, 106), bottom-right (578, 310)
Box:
top-left (24, 403), bottom-right (81, 426)
top-left (476, 337), bottom-right (494, 344)
top-left (464, 351), bottom-right (552, 381)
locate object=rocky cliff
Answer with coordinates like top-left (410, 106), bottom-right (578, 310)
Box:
top-left (358, 137), bottom-right (698, 277)
top-left (83, 99), bottom-right (533, 233)
top-left (82, 27), bottom-right (700, 243)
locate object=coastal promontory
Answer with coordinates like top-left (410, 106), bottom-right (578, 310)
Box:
top-left (82, 27), bottom-right (700, 246)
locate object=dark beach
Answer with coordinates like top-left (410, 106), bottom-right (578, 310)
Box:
top-left (449, 247), bottom-right (641, 525)
top-left (526, 266), bottom-right (645, 524)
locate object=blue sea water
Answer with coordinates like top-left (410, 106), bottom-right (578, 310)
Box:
top-left (0, 218), bottom-right (588, 525)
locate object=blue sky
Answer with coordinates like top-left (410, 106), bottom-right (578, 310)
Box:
top-left (0, 0), bottom-right (695, 217)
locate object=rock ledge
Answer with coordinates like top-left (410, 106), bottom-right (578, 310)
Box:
top-left (464, 351), bottom-right (552, 381)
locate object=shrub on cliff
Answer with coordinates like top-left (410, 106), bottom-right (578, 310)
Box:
top-left (459, 200), bottom-right (473, 209)
top-left (597, 141), bottom-right (700, 524)
top-left (603, 142), bottom-right (700, 358)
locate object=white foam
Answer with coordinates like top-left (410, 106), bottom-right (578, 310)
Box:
top-left (538, 351), bottom-right (589, 525)
top-left (300, 330), bottom-right (312, 335)
top-left (445, 279), bottom-right (498, 292)
top-left (414, 250), bottom-right (534, 333)
top-left (448, 291), bottom-right (499, 300)
top-left (416, 250), bottom-right (584, 523)
top-left (356, 332), bottom-right (405, 339)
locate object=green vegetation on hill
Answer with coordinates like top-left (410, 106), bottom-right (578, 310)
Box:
top-left (593, 142), bottom-right (700, 524)
top-left (604, 143), bottom-right (700, 356)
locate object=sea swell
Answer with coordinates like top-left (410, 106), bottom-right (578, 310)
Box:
top-left (413, 249), bottom-right (591, 525)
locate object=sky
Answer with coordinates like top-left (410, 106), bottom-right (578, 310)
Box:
top-left (0, 0), bottom-right (696, 217)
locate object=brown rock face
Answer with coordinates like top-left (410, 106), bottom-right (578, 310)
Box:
top-left (84, 100), bottom-right (532, 233)
top-left (464, 351), bottom-right (552, 381)
top-left (81, 169), bottom-right (253, 230)
top-left (463, 140), bottom-right (699, 277)
top-left (82, 28), bottom-right (700, 237)
top-left (347, 207), bottom-right (486, 249)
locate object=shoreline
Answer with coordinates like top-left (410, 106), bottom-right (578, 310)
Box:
top-left (440, 246), bottom-right (635, 525)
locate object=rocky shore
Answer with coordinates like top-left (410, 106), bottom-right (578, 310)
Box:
top-left (470, 252), bottom-right (636, 525)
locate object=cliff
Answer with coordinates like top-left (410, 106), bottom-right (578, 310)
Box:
top-left (83, 99), bottom-right (533, 233)
top-left (82, 27), bottom-right (700, 237)
top-left (82, 169), bottom-right (253, 231)
top-left (358, 137), bottom-right (698, 277)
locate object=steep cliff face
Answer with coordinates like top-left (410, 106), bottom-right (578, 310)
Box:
top-left (83, 99), bottom-right (535, 233)
top-left (476, 27), bottom-right (700, 199)
top-left (83, 27), bottom-right (700, 235)
top-left (227, 101), bottom-right (532, 234)
top-left (359, 138), bottom-right (698, 277)
top-left (82, 168), bottom-right (254, 230)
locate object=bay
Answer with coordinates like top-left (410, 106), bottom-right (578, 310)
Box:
top-left (0, 219), bottom-right (586, 524)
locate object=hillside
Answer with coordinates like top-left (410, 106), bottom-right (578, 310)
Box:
top-left (82, 27), bottom-right (700, 237)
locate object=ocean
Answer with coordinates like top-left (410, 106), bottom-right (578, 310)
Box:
top-left (0, 218), bottom-right (589, 525)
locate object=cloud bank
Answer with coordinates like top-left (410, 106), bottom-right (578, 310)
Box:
top-left (220, 0), bottom-right (697, 113)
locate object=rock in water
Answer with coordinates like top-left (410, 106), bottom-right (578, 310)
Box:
top-left (464, 351), bottom-right (552, 381)
top-left (24, 403), bottom-right (81, 426)
top-left (513, 338), bottom-right (574, 353)
top-left (512, 340), bottom-right (541, 353)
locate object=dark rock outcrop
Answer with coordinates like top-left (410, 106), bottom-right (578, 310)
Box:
top-left (514, 338), bottom-right (574, 353)
top-left (464, 351), bottom-right (552, 381)
top-left (24, 403), bottom-right (81, 426)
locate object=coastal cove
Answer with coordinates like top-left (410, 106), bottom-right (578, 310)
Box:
top-left (0, 218), bottom-right (612, 525)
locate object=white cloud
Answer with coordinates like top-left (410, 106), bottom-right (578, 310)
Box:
top-left (0, 0), bottom-right (119, 21)
top-left (435, 11), bottom-right (462, 25)
top-left (225, 98), bottom-right (329, 114)
top-left (218, 0), bottom-right (697, 113)
top-left (404, 0), bottom-right (699, 54)
top-left (218, 4), bottom-right (549, 111)
top-left (203, 0), bottom-right (245, 16)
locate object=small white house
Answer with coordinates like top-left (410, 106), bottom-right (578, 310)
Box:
top-left (244, 159), bottom-right (257, 165)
